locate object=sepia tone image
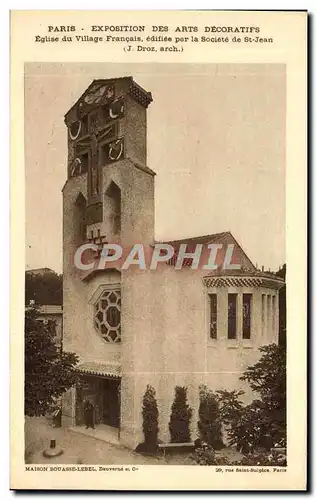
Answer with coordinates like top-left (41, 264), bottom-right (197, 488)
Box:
top-left (24, 62), bottom-right (286, 467)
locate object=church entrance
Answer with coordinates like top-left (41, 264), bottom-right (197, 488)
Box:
top-left (99, 378), bottom-right (121, 427)
top-left (75, 375), bottom-right (121, 429)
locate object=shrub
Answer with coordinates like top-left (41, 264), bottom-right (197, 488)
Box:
top-left (192, 444), bottom-right (230, 466)
top-left (197, 385), bottom-right (223, 449)
top-left (235, 450), bottom-right (287, 467)
top-left (226, 399), bottom-right (274, 453)
top-left (193, 445), bottom-right (286, 467)
top-left (169, 386), bottom-right (193, 443)
top-left (141, 384), bottom-right (159, 452)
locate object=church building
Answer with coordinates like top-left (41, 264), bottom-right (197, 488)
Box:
top-left (61, 77), bottom-right (284, 449)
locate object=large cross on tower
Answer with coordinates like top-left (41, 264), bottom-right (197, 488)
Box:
top-left (64, 77), bottom-right (152, 237)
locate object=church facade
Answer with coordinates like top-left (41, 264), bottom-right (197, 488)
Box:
top-left (61, 77), bottom-right (284, 449)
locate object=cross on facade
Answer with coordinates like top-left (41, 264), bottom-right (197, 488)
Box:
top-left (75, 123), bottom-right (118, 206)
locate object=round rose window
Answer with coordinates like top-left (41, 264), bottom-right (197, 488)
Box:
top-left (94, 290), bottom-right (121, 343)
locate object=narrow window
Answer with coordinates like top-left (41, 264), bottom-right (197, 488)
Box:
top-left (228, 294), bottom-right (237, 339)
top-left (74, 193), bottom-right (87, 246)
top-left (242, 294), bottom-right (252, 339)
top-left (261, 294), bottom-right (266, 335)
top-left (105, 181), bottom-right (121, 236)
top-left (267, 295), bottom-right (272, 333)
top-left (272, 295), bottom-right (276, 331)
top-left (209, 294), bottom-right (217, 339)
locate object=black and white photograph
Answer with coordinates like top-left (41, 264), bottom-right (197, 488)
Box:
top-left (24, 62), bottom-right (286, 467)
top-left (9, 9), bottom-right (307, 491)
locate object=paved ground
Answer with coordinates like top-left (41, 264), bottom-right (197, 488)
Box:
top-left (25, 417), bottom-right (243, 466)
top-left (25, 417), bottom-right (167, 465)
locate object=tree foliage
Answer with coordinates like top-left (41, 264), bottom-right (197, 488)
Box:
top-left (197, 385), bottom-right (223, 449)
top-left (25, 270), bottom-right (63, 306)
top-left (169, 386), bottom-right (193, 443)
top-left (193, 443), bottom-right (286, 466)
top-left (25, 307), bottom-right (78, 416)
top-left (216, 389), bottom-right (245, 424)
top-left (240, 343), bottom-right (286, 413)
top-left (141, 385), bottom-right (159, 451)
top-left (217, 344), bottom-right (286, 453)
top-left (276, 264), bottom-right (286, 346)
top-left (193, 444), bottom-right (230, 466)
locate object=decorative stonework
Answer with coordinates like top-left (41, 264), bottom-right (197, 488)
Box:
top-left (203, 275), bottom-right (284, 290)
top-left (128, 80), bottom-right (152, 108)
top-left (78, 82), bottom-right (115, 116)
top-left (94, 289), bottom-right (121, 343)
top-left (65, 77), bottom-right (153, 229)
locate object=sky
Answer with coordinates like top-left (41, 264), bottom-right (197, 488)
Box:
top-left (25, 62), bottom-right (285, 274)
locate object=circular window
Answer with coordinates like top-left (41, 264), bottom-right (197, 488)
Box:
top-left (94, 289), bottom-right (121, 343)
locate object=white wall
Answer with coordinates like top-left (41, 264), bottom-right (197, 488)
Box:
top-left (119, 265), bottom-right (280, 448)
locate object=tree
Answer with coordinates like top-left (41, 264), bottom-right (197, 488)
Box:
top-left (276, 264), bottom-right (286, 347)
top-left (216, 389), bottom-right (245, 425)
top-left (141, 385), bottom-right (159, 452)
top-left (25, 270), bottom-right (63, 306)
top-left (240, 343), bottom-right (286, 447)
top-left (25, 306), bottom-right (78, 416)
top-left (197, 385), bottom-right (223, 449)
top-left (169, 386), bottom-right (193, 443)
top-left (217, 344), bottom-right (286, 453)
top-left (240, 343), bottom-right (286, 414)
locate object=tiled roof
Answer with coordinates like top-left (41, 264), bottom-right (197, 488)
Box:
top-left (38, 305), bottom-right (63, 315)
top-left (156, 232), bottom-right (229, 268)
top-left (157, 231), bottom-right (229, 247)
top-left (203, 267), bottom-right (281, 278)
top-left (76, 361), bottom-right (121, 378)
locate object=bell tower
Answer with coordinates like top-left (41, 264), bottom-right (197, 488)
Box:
top-left (64, 77), bottom-right (154, 248)
top-left (63, 78), bottom-right (155, 446)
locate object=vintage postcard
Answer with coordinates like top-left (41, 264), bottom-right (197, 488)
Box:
top-left (10, 10), bottom-right (307, 490)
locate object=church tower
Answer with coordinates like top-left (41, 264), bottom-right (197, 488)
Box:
top-left (62, 78), bottom-right (155, 447)
top-left (62, 77), bottom-right (284, 451)
top-left (64, 77), bottom-right (154, 249)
